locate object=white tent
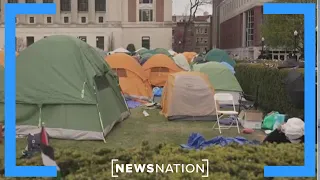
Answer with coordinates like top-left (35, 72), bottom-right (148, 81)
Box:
top-left (168, 49), bottom-right (176, 56)
top-left (173, 54), bottom-right (190, 71)
top-left (135, 47), bottom-right (147, 53)
top-left (112, 47), bottom-right (130, 54)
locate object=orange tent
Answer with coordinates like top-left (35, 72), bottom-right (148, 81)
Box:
top-left (142, 54), bottom-right (184, 87)
top-left (0, 50), bottom-right (19, 67)
top-left (105, 53), bottom-right (153, 101)
top-left (182, 52), bottom-right (197, 63)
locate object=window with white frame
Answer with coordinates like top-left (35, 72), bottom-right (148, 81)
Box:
top-left (245, 9), bottom-right (254, 47)
top-left (139, 9), bottom-right (153, 22)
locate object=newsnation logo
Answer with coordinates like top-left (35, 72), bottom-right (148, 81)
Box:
top-left (111, 159), bottom-right (209, 177)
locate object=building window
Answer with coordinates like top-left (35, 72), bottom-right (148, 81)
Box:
top-left (196, 28), bottom-right (200, 34)
top-left (78, 0), bottom-right (88, 12)
top-left (26, 36), bottom-right (34, 47)
top-left (96, 36), bottom-right (104, 50)
top-left (98, 16), bottom-right (104, 23)
top-left (78, 36), bottom-right (87, 42)
top-left (63, 16), bottom-right (69, 23)
top-left (142, 36), bottom-right (150, 49)
top-left (81, 17), bottom-right (87, 23)
top-left (61, 0), bottom-right (71, 11)
top-left (139, 9), bottom-right (153, 22)
top-left (43, 0), bottom-right (53, 2)
top-left (204, 28), bottom-right (207, 34)
top-left (95, 0), bottom-right (106, 12)
top-left (29, 17), bottom-right (35, 24)
top-left (46, 16), bottom-right (52, 23)
top-left (25, 0), bottom-right (35, 3)
top-left (8, 0), bottom-right (18, 3)
top-left (245, 9), bottom-right (254, 47)
top-left (139, 0), bottom-right (153, 3)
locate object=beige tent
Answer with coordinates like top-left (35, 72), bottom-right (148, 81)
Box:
top-left (160, 71), bottom-right (217, 120)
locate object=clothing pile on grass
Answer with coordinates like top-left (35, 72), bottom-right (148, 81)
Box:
top-left (262, 115), bottom-right (305, 144)
top-left (181, 133), bottom-right (260, 150)
top-left (261, 111), bottom-right (304, 144)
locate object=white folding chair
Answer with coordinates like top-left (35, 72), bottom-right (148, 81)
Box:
top-left (213, 93), bottom-right (240, 134)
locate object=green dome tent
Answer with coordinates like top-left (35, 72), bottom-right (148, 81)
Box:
top-left (136, 48), bottom-right (148, 55)
top-left (205, 49), bottom-right (236, 67)
top-left (192, 62), bottom-right (242, 92)
top-left (0, 35), bottom-right (130, 141)
top-left (152, 48), bottom-right (172, 57)
top-left (139, 53), bottom-right (154, 65)
top-left (140, 49), bottom-right (155, 56)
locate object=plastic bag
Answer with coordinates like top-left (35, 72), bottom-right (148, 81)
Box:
top-left (262, 111), bottom-right (279, 130)
top-left (272, 114), bottom-right (286, 130)
top-left (153, 87), bottom-right (163, 97)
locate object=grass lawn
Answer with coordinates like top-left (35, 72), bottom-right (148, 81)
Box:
top-left (0, 107), bottom-right (266, 158)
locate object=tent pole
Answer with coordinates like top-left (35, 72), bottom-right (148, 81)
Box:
top-left (38, 105), bottom-right (42, 128)
top-left (97, 110), bottom-right (107, 143)
top-left (93, 85), bottom-right (107, 143)
top-left (96, 103), bottom-right (107, 143)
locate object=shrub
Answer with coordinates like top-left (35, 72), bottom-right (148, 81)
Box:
top-left (126, 44), bottom-right (136, 53)
top-left (0, 142), bottom-right (315, 180)
top-left (235, 63), bottom-right (304, 117)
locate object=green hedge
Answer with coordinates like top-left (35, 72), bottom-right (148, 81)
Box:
top-left (0, 142), bottom-right (315, 180)
top-left (235, 63), bottom-right (304, 117)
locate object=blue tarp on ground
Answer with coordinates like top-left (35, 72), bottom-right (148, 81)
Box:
top-left (125, 98), bottom-right (142, 109)
top-left (181, 133), bottom-right (260, 150)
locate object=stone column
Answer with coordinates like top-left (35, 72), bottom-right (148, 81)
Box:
top-left (54, 0), bottom-right (61, 24)
top-left (36, 0), bottom-right (44, 24)
top-left (0, 0), bottom-right (4, 23)
top-left (88, 0), bottom-right (95, 23)
top-left (17, 0), bottom-right (26, 24)
top-left (71, 0), bottom-right (78, 24)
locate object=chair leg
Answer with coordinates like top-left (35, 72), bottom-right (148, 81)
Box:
top-left (217, 115), bottom-right (222, 134)
top-left (236, 117), bottom-right (240, 134)
top-left (213, 114), bottom-right (222, 134)
top-left (212, 121), bottom-right (217, 129)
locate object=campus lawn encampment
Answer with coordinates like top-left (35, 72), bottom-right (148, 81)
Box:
top-left (0, 35), bottom-right (311, 179)
top-left (0, 108), bottom-right (314, 180)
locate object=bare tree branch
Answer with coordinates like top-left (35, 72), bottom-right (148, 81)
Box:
top-left (179, 0), bottom-right (211, 51)
top-left (16, 37), bottom-right (25, 52)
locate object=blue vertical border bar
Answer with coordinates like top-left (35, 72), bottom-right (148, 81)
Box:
top-left (4, 3), bottom-right (57, 177)
top-left (263, 3), bottom-right (316, 177)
